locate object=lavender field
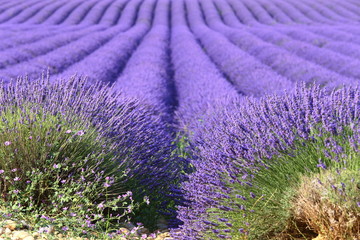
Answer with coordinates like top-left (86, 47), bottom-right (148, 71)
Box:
top-left (0, 0), bottom-right (360, 239)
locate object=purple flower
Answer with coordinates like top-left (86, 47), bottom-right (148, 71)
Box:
top-left (11, 168), bottom-right (17, 172)
top-left (236, 195), bottom-right (247, 201)
top-left (316, 159), bottom-right (327, 170)
top-left (62, 226), bottom-right (68, 231)
top-left (65, 130), bottom-right (72, 134)
top-left (13, 177), bottom-right (20, 181)
top-left (218, 218), bottom-right (228, 222)
top-left (97, 202), bottom-right (104, 209)
top-left (4, 141), bottom-right (11, 146)
top-left (53, 164), bottom-right (60, 169)
top-left (76, 130), bottom-right (85, 136)
top-left (0, 170), bottom-right (4, 174)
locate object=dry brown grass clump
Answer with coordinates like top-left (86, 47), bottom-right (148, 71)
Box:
top-left (291, 169), bottom-right (360, 240)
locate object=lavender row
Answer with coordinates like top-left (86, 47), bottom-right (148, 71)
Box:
top-left (24, 0), bottom-right (85, 24)
top-left (0, 1), bottom-right (27, 14)
top-left (338, 0), bottom-right (360, 17)
top-left (0, 27), bottom-right (119, 82)
top-left (247, 26), bottom-right (360, 80)
top-left (228, 0), bottom-right (359, 25)
top-left (0, 25), bottom-right (89, 51)
top-left (170, 0), bottom-right (239, 127)
top-left (273, 24), bottom-right (360, 46)
top-left (28, 0), bottom-right (121, 26)
top-left (113, 0), bottom-right (175, 117)
top-left (256, 0), bottom-right (294, 24)
top-left (0, 0), bottom-right (143, 82)
top-left (4, 0), bottom-right (58, 24)
top-left (186, 0), bottom-right (293, 98)
top-left (98, 0), bottom-right (141, 26)
top-left (170, 0), bottom-right (241, 233)
top-left (211, 0), bottom-right (256, 27)
top-left (272, 26), bottom-right (360, 60)
top-left (295, 0), bottom-right (356, 22)
top-left (37, 0), bottom-right (90, 25)
top-left (313, 0), bottom-right (360, 21)
top-left (0, 25), bottom-right (104, 70)
top-left (270, 0), bottom-right (314, 24)
top-left (78, 0), bottom-right (115, 25)
top-left (305, 25), bottom-right (360, 45)
top-left (0, 0), bottom-right (126, 26)
top-left (224, 0), bottom-right (260, 26)
top-left (270, 0), bottom-right (332, 24)
top-left (0, 0), bottom-right (44, 23)
top-left (239, 0), bottom-right (276, 25)
top-left (53, 0), bottom-right (155, 84)
top-left (60, 0), bottom-right (101, 26)
top-left (227, 0), bottom-right (323, 25)
top-left (201, 0), bottom-right (355, 89)
top-left (283, 0), bottom-right (359, 23)
top-left (2, 0), bottom-right (360, 26)
top-left (97, 0), bottom-right (129, 26)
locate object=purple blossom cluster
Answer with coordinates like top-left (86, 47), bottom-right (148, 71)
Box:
top-left (173, 84), bottom-right (360, 239)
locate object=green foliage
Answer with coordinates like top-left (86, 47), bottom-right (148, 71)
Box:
top-left (172, 131), bottom-right (192, 160)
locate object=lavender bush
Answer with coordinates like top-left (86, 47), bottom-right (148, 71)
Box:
top-left (174, 83), bottom-right (360, 239)
top-left (0, 74), bottom-right (184, 237)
